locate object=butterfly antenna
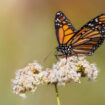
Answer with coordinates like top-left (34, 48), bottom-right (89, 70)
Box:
top-left (43, 48), bottom-right (56, 62)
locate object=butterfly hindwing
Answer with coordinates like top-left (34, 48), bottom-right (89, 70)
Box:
top-left (55, 11), bottom-right (76, 45)
top-left (70, 13), bottom-right (105, 55)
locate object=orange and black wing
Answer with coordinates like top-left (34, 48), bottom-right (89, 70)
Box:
top-left (70, 13), bottom-right (105, 55)
top-left (55, 11), bottom-right (76, 45)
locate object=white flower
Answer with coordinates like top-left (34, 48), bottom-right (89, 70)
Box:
top-left (12, 56), bottom-right (99, 97)
top-left (12, 61), bottom-right (42, 98)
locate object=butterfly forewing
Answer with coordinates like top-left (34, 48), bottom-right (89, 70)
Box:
top-left (55, 11), bottom-right (76, 45)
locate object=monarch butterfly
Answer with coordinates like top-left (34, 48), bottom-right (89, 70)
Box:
top-left (55, 11), bottom-right (105, 58)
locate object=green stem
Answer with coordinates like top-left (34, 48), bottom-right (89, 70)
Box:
top-left (54, 84), bottom-right (61, 105)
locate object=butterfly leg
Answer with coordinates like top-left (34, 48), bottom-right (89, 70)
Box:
top-left (55, 51), bottom-right (63, 60)
top-left (71, 51), bottom-right (79, 61)
top-left (64, 55), bottom-right (68, 64)
top-left (55, 54), bottom-right (63, 60)
top-left (76, 54), bottom-right (80, 61)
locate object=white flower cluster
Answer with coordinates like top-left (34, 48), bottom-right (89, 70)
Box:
top-left (12, 61), bottom-right (42, 98)
top-left (12, 56), bottom-right (99, 98)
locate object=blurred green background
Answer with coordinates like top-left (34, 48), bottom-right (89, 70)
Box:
top-left (0, 0), bottom-right (105, 105)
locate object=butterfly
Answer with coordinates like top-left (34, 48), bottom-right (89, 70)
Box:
top-left (55, 11), bottom-right (105, 58)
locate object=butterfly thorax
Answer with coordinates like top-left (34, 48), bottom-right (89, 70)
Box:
top-left (56, 44), bottom-right (72, 56)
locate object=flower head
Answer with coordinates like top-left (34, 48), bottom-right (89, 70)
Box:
top-left (12, 56), bottom-right (99, 98)
top-left (12, 61), bottom-right (42, 98)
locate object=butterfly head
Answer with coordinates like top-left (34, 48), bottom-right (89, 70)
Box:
top-left (56, 45), bottom-right (72, 56)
